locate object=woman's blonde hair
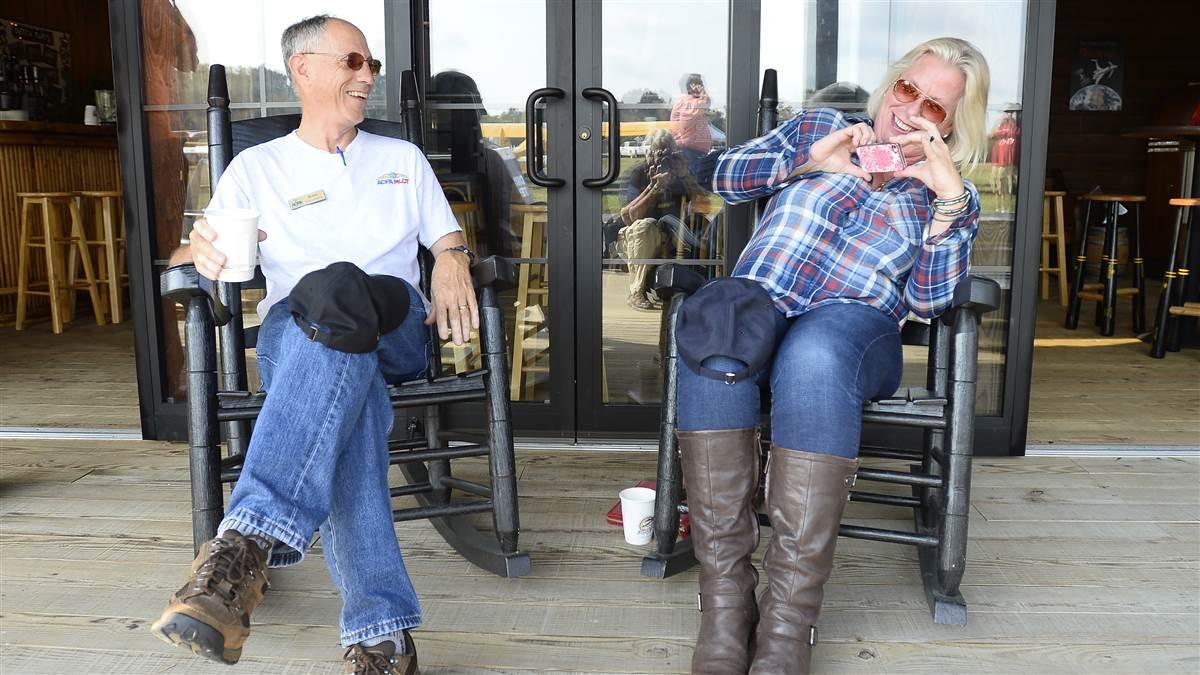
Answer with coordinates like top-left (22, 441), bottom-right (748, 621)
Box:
top-left (866, 37), bottom-right (991, 171)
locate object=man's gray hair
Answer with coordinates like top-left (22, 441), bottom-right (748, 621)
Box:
top-left (281, 14), bottom-right (332, 75)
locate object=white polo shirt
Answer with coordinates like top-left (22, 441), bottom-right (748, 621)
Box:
top-left (207, 129), bottom-right (461, 318)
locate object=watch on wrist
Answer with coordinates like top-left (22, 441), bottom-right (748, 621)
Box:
top-left (441, 244), bottom-right (476, 264)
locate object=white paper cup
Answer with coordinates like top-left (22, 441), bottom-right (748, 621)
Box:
top-left (204, 208), bottom-right (260, 282)
top-left (619, 486), bottom-right (656, 545)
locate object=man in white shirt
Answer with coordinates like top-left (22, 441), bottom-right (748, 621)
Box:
top-left (151, 15), bottom-right (473, 674)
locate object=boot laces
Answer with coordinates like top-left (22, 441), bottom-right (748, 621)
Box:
top-left (343, 644), bottom-right (398, 674)
top-left (183, 536), bottom-right (259, 608)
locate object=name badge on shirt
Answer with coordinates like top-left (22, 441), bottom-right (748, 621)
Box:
top-left (287, 190), bottom-right (327, 210)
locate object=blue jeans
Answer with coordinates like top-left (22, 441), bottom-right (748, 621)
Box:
top-left (677, 302), bottom-right (903, 458)
top-left (218, 281), bottom-right (428, 646)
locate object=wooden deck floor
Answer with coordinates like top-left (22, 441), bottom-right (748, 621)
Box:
top-left (0, 319), bottom-right (139, 430)
top-left (1, 438), bottom-right (1197, 673)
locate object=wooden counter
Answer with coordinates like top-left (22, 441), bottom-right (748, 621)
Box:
top-left (0, 121), bottom-right (120, 321)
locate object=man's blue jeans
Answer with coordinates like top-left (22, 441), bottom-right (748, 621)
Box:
top-left (217, 281), bottom-right (428, 646)
top-left (677, 302), bottom-right (903, 458)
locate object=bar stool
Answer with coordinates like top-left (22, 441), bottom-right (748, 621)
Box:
top-left (1066, 193), bottom-right (1146, 336)
top-left (1151, 197), bottom-right (1199, 358)
top-left (1040, 191), bottom-right (1069, 306)
top-left (15, 192), bottom-right (106, 334)
top-left (74, 190), bottom-right (127, 324)
top-left (509, 204), bottom-right (548, 400)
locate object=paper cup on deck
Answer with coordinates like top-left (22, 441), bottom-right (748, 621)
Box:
top-left (204, 208), bottom-right (260, 282)
top-left (619, 486), bottom-right (656, 545)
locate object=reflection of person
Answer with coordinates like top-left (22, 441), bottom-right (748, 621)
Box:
top-left (152, 15), bottom-right (475, 674)
top-left (676, 37), bottom-right (990, 674)
top-left (142, 0), bottom-right (198, 399)
top-left (618, 129), bottom-right (712, 310)
top-left (805, 80), bottom-right (870, 112)
top-left (989, 109), bottom-right (1019, 209)
top-left (671, 73), bottom-right (713, 169)
top-left (428, 69), bottom-right (520, 258)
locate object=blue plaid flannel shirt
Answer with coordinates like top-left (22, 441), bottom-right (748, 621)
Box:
top-left (715, 108), bottom-right (980, 321)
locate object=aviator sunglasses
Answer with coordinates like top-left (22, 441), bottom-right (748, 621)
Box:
top-left (891, 78), bottom-right (948, 124)
top-left (300, 51), bottom-right (382, 76)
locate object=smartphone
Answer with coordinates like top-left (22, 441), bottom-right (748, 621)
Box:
top-left (856, 142), bottom-right (906, 173)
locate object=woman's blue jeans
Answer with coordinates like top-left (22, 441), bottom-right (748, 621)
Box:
top-left (217, 282), bottom-right (428, 646)
top-left (677, 302), bottom-right (903, 458)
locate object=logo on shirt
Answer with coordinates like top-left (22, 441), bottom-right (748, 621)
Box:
top-left (376, 171), bottom-right (410, 185)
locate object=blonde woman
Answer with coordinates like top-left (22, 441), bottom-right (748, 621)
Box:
top-left (675, 37), bottom-right (990, 674)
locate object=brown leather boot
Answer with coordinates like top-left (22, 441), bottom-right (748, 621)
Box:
top-left (344, 631), bottom-right (419, 674)
top-left (151, 530), bottom-right (270, 664)
top-left (678, 428), bottom-right (762, 675)
top-left (749, 447), bottom-right (858, 675)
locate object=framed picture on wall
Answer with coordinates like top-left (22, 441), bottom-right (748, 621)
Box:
top-left (1068, 39), bottom-right (1123, 112)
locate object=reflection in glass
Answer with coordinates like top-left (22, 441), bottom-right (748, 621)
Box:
top-left (601, 0), bottom-right (730, 405)
top-left (426, 1), bottom-right (548, 398)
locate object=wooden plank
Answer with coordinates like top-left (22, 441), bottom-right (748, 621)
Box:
top-left (973, 500), bottom-right (1199, 522)
top-left (4, 524), bottom-right (1197, 591)
top-left (6, 557), bottom-right (1197, 617)
top-left (3, 596), bottom-right (1196, 653)
top-left (4, 638), bottom-right (1198, 675)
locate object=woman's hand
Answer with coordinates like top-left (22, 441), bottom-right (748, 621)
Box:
top-left (892, 117), bottom-right (965, 200)
top-left (796, 123), bottom-right (877, 182)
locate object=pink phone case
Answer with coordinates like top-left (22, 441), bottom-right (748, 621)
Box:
top-left (856, 143), bottom-right (906, 173)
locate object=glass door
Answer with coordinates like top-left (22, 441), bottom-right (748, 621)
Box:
top-left (421, 0), bottom-right (577, 435)
top-left (573, 1), bottom-right (731, 435)
top-left (423, 0), bottom-right (732, 438)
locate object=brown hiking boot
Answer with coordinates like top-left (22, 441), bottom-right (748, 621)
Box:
top-left (344, 631), bottom-right (419, 674)
top-left (150, 530), bottom-right (270, 664)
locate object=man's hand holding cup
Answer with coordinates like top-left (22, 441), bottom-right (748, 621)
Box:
top-left (190, 209), bottom-right (267, 282)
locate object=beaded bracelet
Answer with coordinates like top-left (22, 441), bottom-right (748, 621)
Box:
top-left (932, 192), bottom-right (969, 208)
top-left (934, 200), bottom-right (970, 214)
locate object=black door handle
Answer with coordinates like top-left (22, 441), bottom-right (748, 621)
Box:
top-left (525, 87), bottom-right (565, 188)
top-left (581, 87), bottom-right (620, 188)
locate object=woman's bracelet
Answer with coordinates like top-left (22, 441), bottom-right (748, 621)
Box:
top-left (932, 191), bottom-right (969, 208)
top-left (932, 197), bottom-right (971, 218)
top-left (932, 204), bottom-right (970, 218)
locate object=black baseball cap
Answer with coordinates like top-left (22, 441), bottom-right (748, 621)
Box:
top-left (288, 262), bottom-right (411, 354)
top-left (676, 277), bottom-right (783, 384)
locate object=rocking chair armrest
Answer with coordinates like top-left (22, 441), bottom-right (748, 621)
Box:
top-left (471, 256), bottom-right (517, 291)
top-left (160, 263), bottom-right (232, 327)
top-left (940, 275), bottom-right (1001, 326)
top-left (653, 264), bottom-right (706, 300)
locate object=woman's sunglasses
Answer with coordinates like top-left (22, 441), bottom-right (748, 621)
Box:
top-left (891, 78), bottom-right (948, 124)
top-left (301, 51), bottom-right (382, 76)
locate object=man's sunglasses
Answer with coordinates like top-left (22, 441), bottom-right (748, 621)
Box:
top-left (301, 51), bottom-right (382, 76)
top-left (891, 78), bottom-right (948, 124)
